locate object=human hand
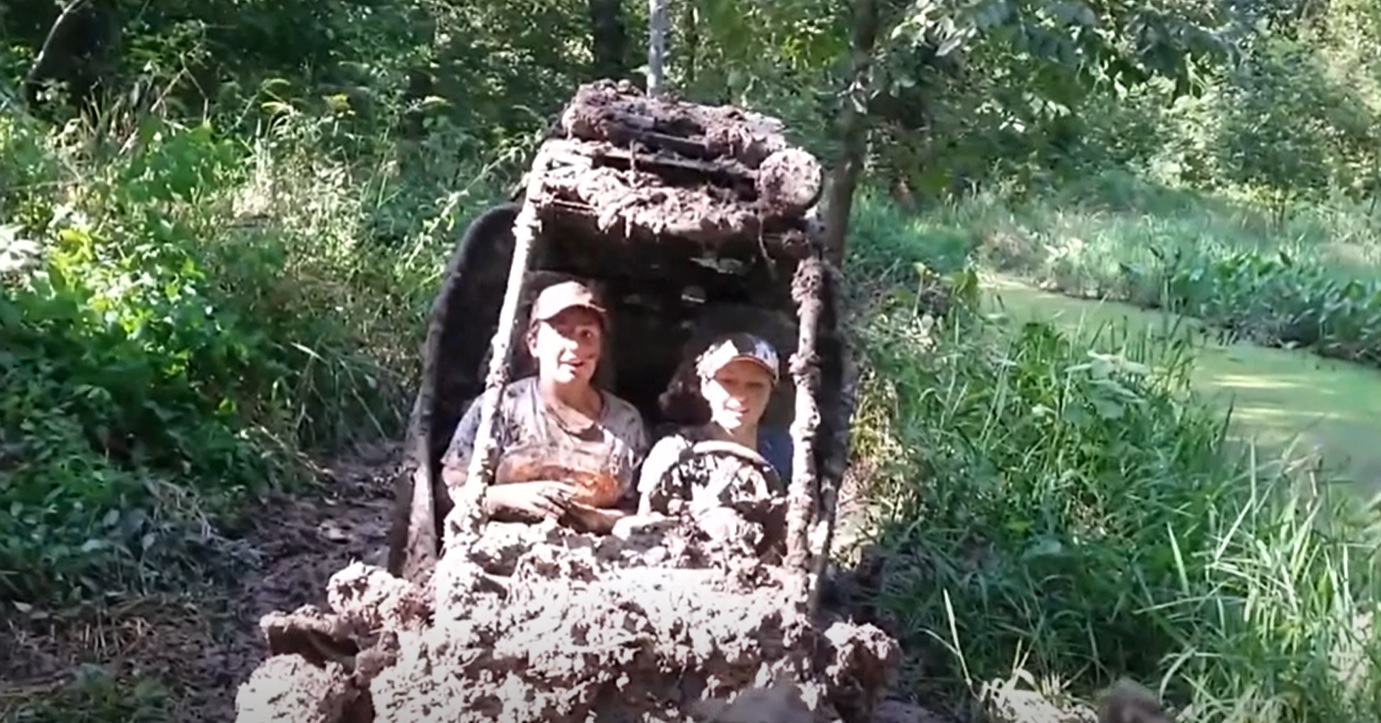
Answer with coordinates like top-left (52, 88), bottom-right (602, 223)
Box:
top-left (563, 502), bottom-right (636, 534)
top-left (484, 481), bottom-right (576, 520)
top-left (562, 502), bottom-right (605, 532)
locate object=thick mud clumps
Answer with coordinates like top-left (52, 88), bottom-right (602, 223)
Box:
top-left (235, 521), bottom-right (900, 723)
top-left (543, 80), bottom-right (823, 248)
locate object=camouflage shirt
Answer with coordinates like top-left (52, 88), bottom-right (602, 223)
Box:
top-left (442, 376), bottom-right (650, 507)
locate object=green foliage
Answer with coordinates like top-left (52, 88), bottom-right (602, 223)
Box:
top-left (1149, 34), bottom-right (1381, 204)
top-left (0, 105), bottom-right (500, 604)
top-left (956, 172), bottom-right (1381, 369)
top-left (2, 665), bottom-right (170, 723)
top-left (849, 200), bottom-right (1381, 721)
top-left (4, 1), bottom-right (1381, 721)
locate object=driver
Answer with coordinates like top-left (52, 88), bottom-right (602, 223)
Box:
top-left (440, 279), bottom-right (649, 533)
top-left (629, 332), bottom-right (793, 546)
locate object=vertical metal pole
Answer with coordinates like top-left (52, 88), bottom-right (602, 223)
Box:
top-left (647, 0), bottom-right (667, 97)
top-left (785, 256), bottom-right (823, 603)
top-left (444, 152), bottom-right (551, 550)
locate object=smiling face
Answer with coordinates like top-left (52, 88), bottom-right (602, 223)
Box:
top-left (700, 358), bottom-right (774, 432)
top-left (529, 306), bottom-right (603, 386)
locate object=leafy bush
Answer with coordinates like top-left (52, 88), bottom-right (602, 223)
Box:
top-left (847, 208), bottom-right (1381, 721)
top-left (1148, 34), bottom-right (1381, 204)
top-left (0, 108), bottom-right (498, 604)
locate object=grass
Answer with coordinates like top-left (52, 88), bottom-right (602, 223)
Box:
top-left (1, 666), bottom-right (170, 723)
top-left (981, 274), bottom-right (1381, 498)
top-left (6, 68), bottom-right (1381, 723)
top-left (846, 194), bottom-right (1381, 723)
top-left (857, 171), bottom-right (1381, 371)
top-left (4, 2), bottom-right (1381, 722)
top-left (852, 290), bottom-right (1381, 723)
top-left (0, 108), bottom-right (507, 605)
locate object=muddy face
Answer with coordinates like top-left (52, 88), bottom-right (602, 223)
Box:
top-left (700, 359), bottom-right (773, 433)
top-left (529, 307), bottom-right (603, 386)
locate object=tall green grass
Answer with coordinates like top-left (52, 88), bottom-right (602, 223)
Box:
top-left (846, 200), bottom-right (1381, 722)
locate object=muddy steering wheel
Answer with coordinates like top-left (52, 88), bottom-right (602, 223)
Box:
top-left (656, 440), bottom-right (789, 555)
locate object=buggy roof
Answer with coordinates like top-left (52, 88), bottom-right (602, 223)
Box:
top-left (528, 80), bottom-right (826, 260)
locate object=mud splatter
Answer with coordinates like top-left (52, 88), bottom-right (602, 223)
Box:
top-left (234, 514), bottom-right (903, 723)
top-left (540, 80), bottom-right (823, 247)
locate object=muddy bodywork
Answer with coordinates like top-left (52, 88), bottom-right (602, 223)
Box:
top-left (235, 80), bottom-right (891, 723)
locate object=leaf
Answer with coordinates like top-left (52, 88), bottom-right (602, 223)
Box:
top-left (935, 31), bottom-right (968, 58)
top-left (1091, 397), bottom-right (1125, 420)
top-left (80, 539), bottom-right (108, 553)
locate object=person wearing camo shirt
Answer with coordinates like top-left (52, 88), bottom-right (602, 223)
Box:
top-left (440, 279), bottom-right (649, 534)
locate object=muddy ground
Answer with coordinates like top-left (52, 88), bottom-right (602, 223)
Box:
top-left (0, 441), bottom-right (1104, 723)
top-left (0, 442), bottom-right (901, 723)
top-left (0, 444), bottom-right (398, 722)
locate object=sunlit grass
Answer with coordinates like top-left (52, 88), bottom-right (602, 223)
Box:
top-left (980, 275), bottom-right (1381, 499)
top-left (846, 193), bottom-right (1381, 722)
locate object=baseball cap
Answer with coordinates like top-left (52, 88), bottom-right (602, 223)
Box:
top-left (530, 280), bottom-right (606, 323)
top-left (696, 332), bottom-right (780, 382)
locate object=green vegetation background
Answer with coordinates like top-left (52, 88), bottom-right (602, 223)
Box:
top-left (4, 0), bottom-right (1381, 720)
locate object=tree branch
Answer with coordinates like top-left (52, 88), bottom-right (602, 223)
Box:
top-left (821, 0), bottom-right (880, 267)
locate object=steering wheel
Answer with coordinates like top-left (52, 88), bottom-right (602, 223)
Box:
top-left (679, 440), bottom-right (786, 497)
top-left (654, 440), bottom-right (789, 555)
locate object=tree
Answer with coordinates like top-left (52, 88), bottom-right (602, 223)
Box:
top-left (647, 0), bottom-right (668, 95)
top-left (821, 0), bottom-right (881, 267)
top-left (588, 0), bottom-right (628, 80)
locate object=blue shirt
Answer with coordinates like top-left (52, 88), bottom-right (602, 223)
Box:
top-left (757, 428), bottom-right (794, 482)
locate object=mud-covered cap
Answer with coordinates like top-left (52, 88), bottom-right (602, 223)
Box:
top-left (531, 280), bottom-right (606, 323)
top-left (696, 332), bottom-right (780, 382)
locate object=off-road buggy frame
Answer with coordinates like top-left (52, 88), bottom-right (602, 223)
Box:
top-left (233, 80), bottom-right (896, 723)
top-left (387, 78), bottom-right (858, 611)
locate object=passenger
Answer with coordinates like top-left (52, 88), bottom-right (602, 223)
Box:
top-left (633, 332), bottom-right (794, 527)
top-left (440, 279), bottom-right (649, 533)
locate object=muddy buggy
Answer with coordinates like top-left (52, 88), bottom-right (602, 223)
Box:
top-left (234, 80), bottom-right (901, 723)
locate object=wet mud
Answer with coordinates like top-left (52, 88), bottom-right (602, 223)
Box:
top-left (235, 518), bottom-right (903, 723)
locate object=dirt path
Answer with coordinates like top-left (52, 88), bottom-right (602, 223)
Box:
top-left (178, 443), bottom-right (398, 722)
top-left (0, 443), bottom-right (399, 723)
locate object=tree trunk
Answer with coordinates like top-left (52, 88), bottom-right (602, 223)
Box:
top-left (646, 0), bottom-right (668, 96)
top-left (679, 0), bottom-right (699, 91)
top-left (821, 0), bottom-right (880, 268)
top-left (23, 0), bottom-right (121, 119)
top-left (587, 0), bottom-right (627, 80)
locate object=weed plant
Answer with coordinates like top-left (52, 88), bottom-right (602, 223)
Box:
top-left (0, 110), bottom-right (506, 604)
top-left (845, 202), bottom-right (1381, 722)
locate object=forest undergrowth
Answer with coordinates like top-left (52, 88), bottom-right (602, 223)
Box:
top-left (6, 0), bottom-right (1381, 718)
